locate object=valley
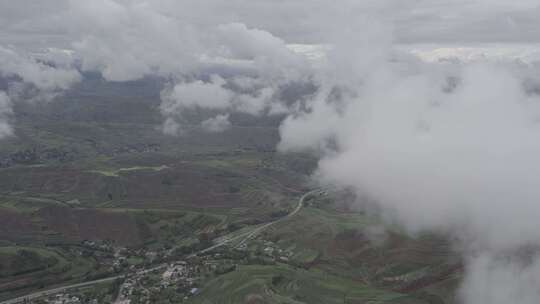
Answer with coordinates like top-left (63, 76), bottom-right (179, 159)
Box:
top-left (0, 79), bottom-right (461, 304)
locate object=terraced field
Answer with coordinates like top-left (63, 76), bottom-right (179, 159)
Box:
top-left (190, 264), bottom-right (422, 304)
top-left (0, 150), bottom-right (311, 300)
top-left (0, 246), bottom-right (100, 300)
top-left (191, 192), bottom-right (463, 304)
top-left (0, 79), bottom-right (461, 303)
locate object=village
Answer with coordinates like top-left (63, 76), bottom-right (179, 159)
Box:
top-left (27, 234), bottom-right (297, 304)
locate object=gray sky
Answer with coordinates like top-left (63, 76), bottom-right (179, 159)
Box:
top-left (1, 0), bottom-right (539, 49)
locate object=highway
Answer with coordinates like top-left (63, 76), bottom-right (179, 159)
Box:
top-left (0, 277), bottom-right (122, 304)
top-left (0, 189), bottom-right (318, 304)
top-left (0, 264), bottom-right (170, 304)
top-left (234, 189), bottom-right (318, 248)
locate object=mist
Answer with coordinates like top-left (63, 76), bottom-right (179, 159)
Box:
top-left (0, 92), bottom-right (13, 138)
top-left (0, 45), bottom-right (81, 137)
top-left (277, 5), bottom-right (540, 304)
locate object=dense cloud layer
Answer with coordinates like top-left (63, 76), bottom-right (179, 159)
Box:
top-left (460, 254), bottom-right (540, 304)
top-left (2, 0), bottom-right (540, 46)
top-left (285, 62), bottom-right (540, 250)
top-left (50, 1), bottom-right (309, 131)
top-left (276, 5), bottom-right (540, 303)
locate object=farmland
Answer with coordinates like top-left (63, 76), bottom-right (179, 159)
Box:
top-left (0, 79), bottom-right (460, 304)
top-left (184, 191), bottom-right (462, 304)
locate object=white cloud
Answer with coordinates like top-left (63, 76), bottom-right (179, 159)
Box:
top-left (460, 253), bottom-right (540, 304)
top-left (405, 43), bottom-right (540, 64)
top-left (279, 89), bottom-right (342, 153)
top-left (4, 0), bottom-right (540, 48)
top-left (201, 114), bottom-right (231, 133)
top-left (50, 1), bottom-right (307, 82)
top-left (0, 45), bottom-right (81, 92)
top-left (161, 117), bottom-right (181, 136)
top-left (161, 76), bottom-right (232, 113)
top-left (234, 87), bottom-right (275, 115)
top-left (303, 63), bottom-right (540, 252)
top-left (275, 4), bottom-right (540, 303)
top-left (0, 91), bottom-right (13, 138)
top-left (0, 45), bottom-right (79, 139)
top-left (160, 74), bottom-right (287, 133)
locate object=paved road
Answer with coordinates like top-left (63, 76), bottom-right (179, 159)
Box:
top-left (1, 190), bottom-right (317, 304)
top-left (234, 189), bottom-right (318, 248)
top-left (196, 189), bottom-right (318, 254)
top-left (1, 264), bottom-right (169, 304)
top-left (0, 277), bottom-right (122, 304)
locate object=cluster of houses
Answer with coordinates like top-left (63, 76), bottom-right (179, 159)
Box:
top-left (161, 261), bottom-right (193, 287)
top-left (240, 239), bottom-right (294, 262)
top-left (43, 294), bottom-right (90, 304)
top-left (28, 226), bottom-right (303, 304)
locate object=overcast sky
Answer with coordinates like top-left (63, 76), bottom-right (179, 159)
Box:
top-left (1, 0), bottom-right (540, 50)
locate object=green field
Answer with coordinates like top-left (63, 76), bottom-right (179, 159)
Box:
top-left (0, 246), bottom-right (102, 300)
top-left (187, 191), bottom-right (462, 304)
top-left (190, 264), bottom-right (421, 304)
top-left (0, 80), bottom-right (460, 303)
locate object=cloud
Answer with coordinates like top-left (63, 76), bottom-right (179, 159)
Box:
top-left (233, 85), bottom-right (276, 115)
top-left (160, 117), bottom-right (181, 136)
top-left (159, 75), bottom-right (288, 134)
top-left (0, 45), bottom-right (80, 137)
top-left (161, 76), bottom-right (232, 113)
top-left (3, 0), bottom-right (540, 49)
top-left (275, 4), bottom-right (540, 304)
top-left (68, 0), bottom-right (201, 81)
top-left (278, 90), bottom-right (342, 153)
top-left (279, 62), bottom-right (540, 304)
top-left (304, 63), bottom-right (540, 252)
top-left (0, 91), bottom-right (13, 138)
top-left (0, 45), bottom-right (81, 93)
top-left (201, 114), bottom-right (231, 133)
top-left (159, 76), bottom-right (231, 134)
top-left (38, 1), bottom-right (308, 132)
top-left (405, 44), bottom-right (540, 64)
top-left (277, 0), bottom-right (540, 250)
top-left (460, 253), bottom-right (540, 304)
top-left (52, 1), bottom-right (307, 82)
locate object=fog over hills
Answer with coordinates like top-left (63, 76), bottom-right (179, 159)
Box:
top-left (2, 1), bottom-right (540, 303)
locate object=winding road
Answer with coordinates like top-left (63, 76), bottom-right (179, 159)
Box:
top-left (0, 189), bottom-right (319, 304)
